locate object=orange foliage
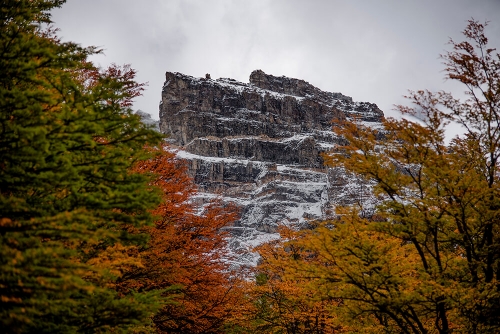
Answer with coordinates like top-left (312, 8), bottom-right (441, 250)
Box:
top-left (228, 226), bottom-right (343, 334)
top-left (120, 144), bottom-right (244, 333)
top-left (73, 62), bottom-right (146, 108)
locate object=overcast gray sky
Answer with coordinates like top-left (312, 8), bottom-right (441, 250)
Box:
top-left (52, 0), bottom-right (500, 121)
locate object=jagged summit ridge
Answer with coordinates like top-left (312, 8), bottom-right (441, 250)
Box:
top-left (160, 70), bottom-right (383, 146)
top-left (159, 70), bottom-right (383, 266)
top-left (249, 69), bottom-right (352, 102)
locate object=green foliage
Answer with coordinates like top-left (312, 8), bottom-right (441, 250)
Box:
top-left (0, 0), bottom-right (166, 332)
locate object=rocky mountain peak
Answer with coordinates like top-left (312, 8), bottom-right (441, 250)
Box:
top-left (159, 70), bottom-right (383, 266)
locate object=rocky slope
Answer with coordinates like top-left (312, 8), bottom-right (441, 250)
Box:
top-left (159, 70), bottom-right (384, 266)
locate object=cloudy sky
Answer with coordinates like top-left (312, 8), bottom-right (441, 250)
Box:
top-left (52, 1), bottom-right (500, 121)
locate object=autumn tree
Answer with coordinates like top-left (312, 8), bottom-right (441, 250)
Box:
top-left (270, 20), bottom-right (500, 334)
top-left (0, 1), bottom-right (166, 332)
top-left (231, 226), bottom-right (342, 334)
top-left (118, 144), bottom-right (244, 334)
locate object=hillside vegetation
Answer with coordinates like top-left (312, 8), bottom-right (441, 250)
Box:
top-left (1, 1), bottom-right (499, 333)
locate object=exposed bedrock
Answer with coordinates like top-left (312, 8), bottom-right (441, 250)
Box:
top-left (160, 70), bottom-right (383, 146)
top-left (185, 136), bottom-right (322, 167)
top-left (159, 70), bottom-right (384, 266)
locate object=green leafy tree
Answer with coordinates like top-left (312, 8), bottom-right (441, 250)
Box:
top-left (0, 1), bottom-right (166, 332)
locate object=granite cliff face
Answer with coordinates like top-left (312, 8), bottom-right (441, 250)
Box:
top-left (159, 70), bottom-right (383, 266)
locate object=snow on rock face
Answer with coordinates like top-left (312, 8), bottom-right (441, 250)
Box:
top-left (159, 70), bottom-right (384, 267)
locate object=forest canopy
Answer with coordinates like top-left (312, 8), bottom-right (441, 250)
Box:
top-left (0, 1), bottom-right (241, 333)
top-left (2, 1), bottom-right (500, 333)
